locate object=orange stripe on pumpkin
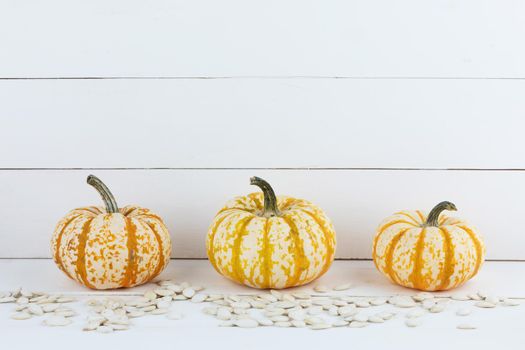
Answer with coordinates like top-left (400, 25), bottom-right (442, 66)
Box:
top-left (143, 219), bottom-right (166, 281)
top-left (437, 227), bottom-right (454, 290)
top-left (207, 212), bottom-right (235, 273)
top-left (394, 211), bottom-right (420, 224)
top-left (409, 228), bottom-right (427, 290)
top-left (54, 214), bottom-right (82, 280)
top-left (458, 226), bottom-right (484, 279)
top-left (282, 214), bottom-right (310, 287)
top-left (121, 217), bottom-right (138, 287)
top-left (231, 216), bottom-right (256, 284)
top-left (262, 219), bottom-right (273, 289)
top-left (76, 217), bottom-right (96, 289)
top-left (384, 228), bottom-right (411, 284)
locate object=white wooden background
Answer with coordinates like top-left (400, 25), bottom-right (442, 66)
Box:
top-left (1, 0), bottom-right (525, 260)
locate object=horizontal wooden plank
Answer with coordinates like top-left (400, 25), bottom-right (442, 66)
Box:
top-left (1, 169), bottom-right (524, 259)
top-left (2, 78), bottom-right (524, 169)
top-left (0, 1), bottom-right (524, 77)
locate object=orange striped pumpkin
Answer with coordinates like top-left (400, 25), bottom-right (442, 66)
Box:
top-left (372, 201), bottom-right (485, 291)
top-left (51, 175), bottom-right (171, 289)
top-left (206, 177), bottom-right (336, 289)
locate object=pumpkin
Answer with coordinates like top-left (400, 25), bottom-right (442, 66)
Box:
top-left (206, 176), bottom-right (336, 289)
top-left (51, 175), bottom-right (171, 289)
top-left (372, 201), bottom-right (485, 291)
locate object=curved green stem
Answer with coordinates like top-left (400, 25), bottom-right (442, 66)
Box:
top-left (86, 175), bottom-right (119, 213)
top-left (250, 176), bottom-right (281, 217)
top-left (425, 201), bottom-right (457, 226)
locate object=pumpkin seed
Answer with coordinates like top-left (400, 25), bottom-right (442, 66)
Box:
top-left (313, 285), bottom-right (329, 293)
top-left (484, 296), bottom-right (500, 305)
top-left (377, 311), bottom-right (394, 320)
top-left (191, 294), bottom-right (207, 303)
top-left (270, 290), bottom-right (283, 300)
top-left (468, 293), bottom-right (482, 301)
top-left (370, 298), bottom-right (387, 306)
top-left (28, 304), bottom-right (44, 316)
top-left (353, 314), bottom-right (368, 323)
top-left (56, 297), bottom-right (76, 303)
top-left (288, 309), bottom-right (306, 321)
top-left (154, 289), bottom-right (174, 297)
top-left (503, 299), bottom-right (520, 306)
top-left (328, 306), bottom-right (339, 316)
top-left (332, 319), bottom-right (349, 327)
top-left (333, 283), bottom-right (352, 291)
top-left (156, 299), bottom-right (171, 309)
top-left (475, 301), bottom-right (496, 308)
top-left (173, 294), bottom-right (188, 301)
top-left (264, 308), bottom-right (286, 317)
top-left (292, 292), bottom-right (311, 300)
top-left (274, 321), bottom-right (292, 327)
top-left (310, 323), bottom-right (332, 330)
top-left (216, 307), bottom-right (232, 320)
top-left (203, 307), bottom-right (218, 315)
top-left (307, 306), bottom-right (323, 315)
top-left (456, 308), bottom-right (472, 316)
top-left (421, 299), bottom-right (436, 309)
top-left (233, 319), bottom-right (259, 328)
top-left (151, 308), bottom-right (168, 315)
top-left (391, 296), bottom-right (416, 308)
top-left (291, 320), bottom-right (306, 328)
top-left (182, 288), bottom-right (196, 298)
top-left (193, 285), bottom-right (205, 292)
top-left (257, 318), bottom-right (274, 326)
top-left (272, 301), bottom-right (296, 309)
top-left (44, 316), bottom-right (72, 327)
top-left (111, 324), bottom-right (129, 331)
top-left (348, 321), bottom-right (368, 328)
top-left (16, 297), bottom-right (29, 305)
top-left (413, 292), bottom-right (434, 302)
top-left (128, 310), bottom-right (145, 318)
top-left (355, 300), bottom-right (371, 308)
top-left (42, 304), bottom-right (60, 313)
top-left (368, 316), bottom-right (384, 323)
top-left (55, 310), bottom-right (76, 318)
top-left (457, 323), bottom-right (477, 330)
top-left (451, 294), bottom-right (470, 301)
top-left (406, 308), bottom-right (425, 318)
top-left (405, 318), bottom-right (422, 327)
top-left (11, 312), bottom-right (32, 320)
top-left (430, 304), bottom-right (446, 313)
top-left (96, 325), bottom-right (114, 333)
top-left (338, 305), bottom-right (358, 317)
top-left (305, 316), bottom-right (324, 325)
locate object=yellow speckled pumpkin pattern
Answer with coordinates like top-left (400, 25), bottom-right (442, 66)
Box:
top-left (206, 177), bottom-right (336, 289)
top-left (372, 201), bottom-right (485, 291)
top-left (51, 176), bottom-right (171, 290)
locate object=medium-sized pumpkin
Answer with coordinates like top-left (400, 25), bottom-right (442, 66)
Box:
top-left (51, 175), bottom-right (171, 289)
top-left (206, 176), bottom-right (336, 289)
top-left (372, 201), bottom-right (485, 291)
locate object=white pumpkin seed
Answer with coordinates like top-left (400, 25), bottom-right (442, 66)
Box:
top-left (151, 308), bottom-right (169, 315)
top-left (468, 293), bottom-right (482, 301)
top-left (406, 308), bottom-right (425, 318)
top-left (405, 318), bottom-right (422, 327)
top-left (457, 323), bottom-right (477, 330)
top-left (338, 305), bottom-right (358, 317)
top-left (333, 283), bottom-right (352, 291)
top-left (377, 311), bottom-right (394, 320)
top-left (233, 319), bottom-right (259, 328)
top-left (305, 316), bottom-right (324, 325)
top-left (264, 308), bottom-right (286, 317)
top-left (96, 325), bottom-right (114, 333)
top-left (430, 304), bottom-right (446, 313)
top-left (307, 306), bottom-right (323, 315)
top-left (485, 296), bottom-right (500, 305)
top-left (313, 285), bottom-right (329, 293)
top-left (270, 315), bottom-right (289, 322)
top-left (290, 320), bottom-right (306, 327)
top-left (216, 307), bottom-right (232, 320)
top-left (368, 316), bottom-right (384, 323)
top-left (44, 316), bottom-right (72, 327)
top-left (270, 290), bottom-right (283, 300)
top-left (288, 309), bottom-right (306, 321)
top-left (191, 294), bottom-right (207, 303)
top-left (16, 297), bottom-right (29, 305)
top-left (272, 301), bottom-right (296, 309)
top-left (141, 305), bottom-right (156, 312)
top-left (83, 320), bottom-right (102, 331)
top-left (55, 310), bottom-right (76, 318)
top-left (56, 297), bottom-right (76, 303)
top-left (451, 294), bottom-right (470, 301)
top-left (167, 284), bottom-right (183, 293)
top-left (348, 321), bottom-right (368, 328)
top-left (353, 314), bottom-right (368, 323)
top-left (128, 310), bottom-right (145, 318)
top-left (156, 299), bottom-right (171, 309)
top-left (274, 321), bottom-right (292, 327)
top-left (332, 319), bottom-right (349, 327)
top-left (173, 294), bottom-right (188, 301)
top-left (475, 301), bottom-right (496, 308)
top-left (154, 289), bottom-right (174, 297)
top-left (477, 291), bottom-right (488, 299)
top-left (11, 312), bottom-right (32, 320)
top-left (0, 296), bottom-right (16, 303)
top-left (292, 292), bottom-right (311, 300)
top-left (328, 306), bottom-right (339, 316)
top-left (203, 306), bottom-right (218, 315)
top-left (456, 308), bottom-right (472, 316)
top-left (421, 299), bottom-right (436, 310)
top-left (182, 288), bottom-right (196, 298)
top-left (28, 304), bottom-right (44, 316)
top-left (392, 296), bottom-right (416, 308)
top-left (193, 285), bottom-right (205, 292)
top-left (257, 318), bottom-right (274, 326)
top-left (144, 291), bottom-right (157, 301)
top-left (370, 298), bottom-right (387, 306)
top-left (310, 323), bottom-right (332, 330)
top-left (259, 294), bottom-right (278, 303)
top-left (503, 298), bottom-right (520, 306)
top-left (42, 304), bottom-right (60, 313)
top-left (355, 300), bottom-right (371, 308)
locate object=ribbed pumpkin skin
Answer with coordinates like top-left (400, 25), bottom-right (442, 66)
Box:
top-left (372, 211), bottom-right (485, 291)
top-left (206, 193), bottom-right (336, 289)
top-left (51, 205), bottom-right (171, 290)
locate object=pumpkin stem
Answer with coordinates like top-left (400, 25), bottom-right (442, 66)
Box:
top-left (87, 175), bottom-right (119, 213)
top-left (250, 176), bottom-right (281, 218)
top-left (425, 201), bottom-right (457, 227)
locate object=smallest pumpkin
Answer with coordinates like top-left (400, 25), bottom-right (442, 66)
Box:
top-left (372, 201), bottom-right (485, 291)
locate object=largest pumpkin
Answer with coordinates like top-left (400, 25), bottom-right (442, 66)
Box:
top-left (372, 201), bottom-right (485, 291)
top-left (206, 177), bottom-right (336, 289)
top-left (51, 175), bottom-right (171, 289)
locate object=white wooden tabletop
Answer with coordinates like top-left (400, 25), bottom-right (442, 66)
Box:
top-left (2, 259), bottom-right (524, 350)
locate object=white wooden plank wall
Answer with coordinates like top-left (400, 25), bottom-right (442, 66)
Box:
top-left (1, 1), bottom-right (524, 260)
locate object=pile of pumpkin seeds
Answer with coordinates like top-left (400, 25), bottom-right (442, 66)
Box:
top-left (0, 281), bottom-right (521, 333)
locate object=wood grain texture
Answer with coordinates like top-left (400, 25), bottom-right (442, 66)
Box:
top-left (1, 78), bottom-right (524, 168)
top-left (1, 169), bottom-right (524, 259)
top-left (0, 0), bottom-right (524, 77)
